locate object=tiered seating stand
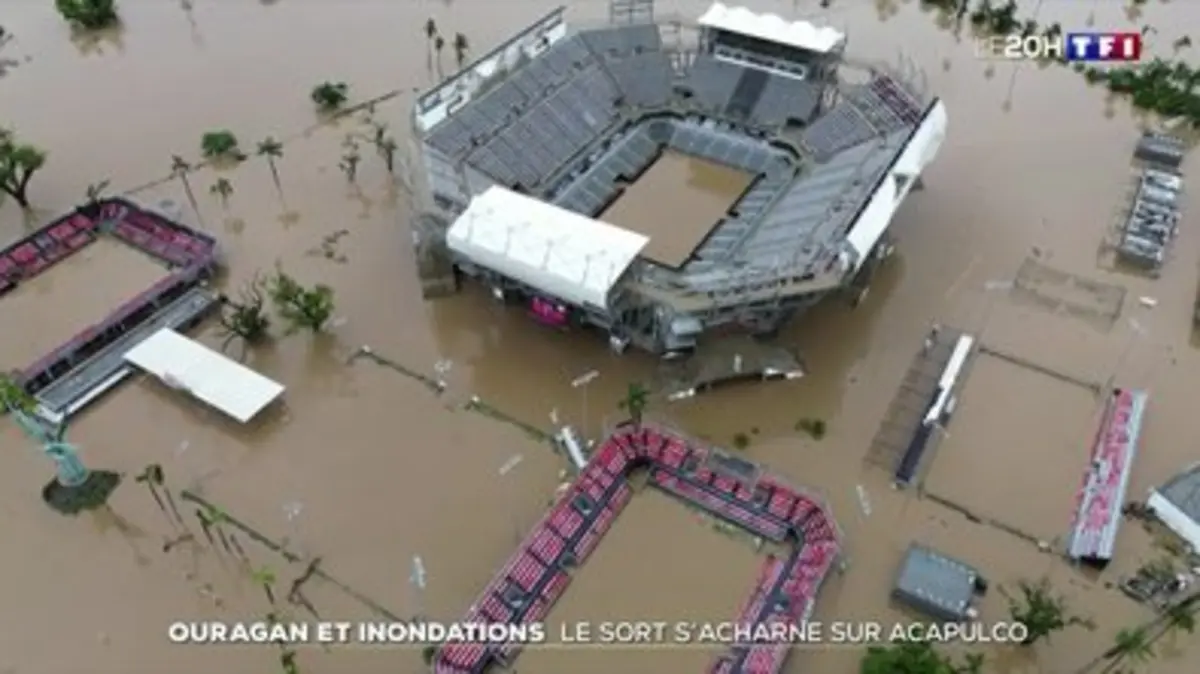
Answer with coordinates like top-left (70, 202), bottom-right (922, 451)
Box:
top-left (434, 422), bottom-right (843, 674)
top-left (1, 198), bottom-right (219, 417)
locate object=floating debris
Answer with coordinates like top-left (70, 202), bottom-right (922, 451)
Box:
top-left (855, 484), bottom-right (872, 517)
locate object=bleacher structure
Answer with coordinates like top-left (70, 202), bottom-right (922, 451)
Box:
top-left (1, 199), bottom-right (220, 422)
top-left (410, 1), bottom-right (947, 356)
top-left (433, 422), bottom-right (843, 674)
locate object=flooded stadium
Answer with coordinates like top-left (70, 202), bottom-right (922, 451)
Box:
top-left (2, 1), bottom-right (1200, 673)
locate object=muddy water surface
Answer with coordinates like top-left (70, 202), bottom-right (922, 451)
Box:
top-left (0, 239), bottom-right (168, 365)
top-left (3, 0), bottom-right (1200, 673)
top-left (601, 150), bottom-right (752, 266)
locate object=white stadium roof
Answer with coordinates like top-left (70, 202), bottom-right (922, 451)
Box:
top-left (446, 186), bottom-right (649, 310)
top-left (697, 3), bottom-right (846, 55)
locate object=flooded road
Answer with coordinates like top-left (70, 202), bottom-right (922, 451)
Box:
top-left (3, 0), bottom-right (1200, 673)
top-left (601, 150), bottom-right (752, 266)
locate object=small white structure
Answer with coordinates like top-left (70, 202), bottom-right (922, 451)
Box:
top-left (697, 2), bottom-right (847, 54)
top-left (446, 186), bottom-right (649, 310)
top-left (124, 328), bottom-right (285, 423)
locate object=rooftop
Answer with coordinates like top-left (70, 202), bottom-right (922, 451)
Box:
top-left (445, 186), bottom-right (648, 309)
top-left (696, 2), bottom-right (846, 54)
top-left (892, 543), bottom-right (979, 622)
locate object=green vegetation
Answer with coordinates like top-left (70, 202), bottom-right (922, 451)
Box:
top-left (0, 127), bottom-right (47, 209)
top-left (280, 649), bottom-right (298, 674)
top-left (453, 33), bottom-right (470, 70)
top-left (339, 145), bottom-right (361, 182)
top-left (617, 382), bottom-right (649, 425)
top-left (0, 372), bottom-right (36, 412)
top-left (257, 136), bottom-right (285, 194)
top-left (795, 417), bottom-right (827, 440)
top-left (80, 178), bottom-right (109, 217)
top-left (1089, 59), bottom-right (1200, 125)
top-left (252, 565), bottom-right (278, 605)
top-left (135, 463), bottom-right (184, 525)
top-left (200, 130), bottom-right (242, 161)
top-left (218, 276), bottom-right (272, 352)
top-left (170, 154), bottom-right (200, 215)
top-left (54, 0), bottom-right (119, 30)
top-left (310, 81), bottom-right (349, 113)
top-left (269, 268), bottom-right (335, 333)
top-left (1002, 578), bottom-right (1093, 646)
top-left (960, 0), bottom-right (1200, 126)
top-left (861, 639), bottom-right (983, 674)
top-left (209, 177), bottom-right (234, 207)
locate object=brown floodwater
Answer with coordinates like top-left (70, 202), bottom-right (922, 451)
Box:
top-left (0, 238), bottom-right (169, 366)
top-left (517, 489), bottom-right (760, 673)
top-left (3, 0), bottom-right (1200, 673)
top-left (600, 150), bottom-right (752, 267)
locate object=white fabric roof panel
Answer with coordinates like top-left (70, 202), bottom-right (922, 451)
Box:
top-left (697, 3), bottom-right (846, 54)
top-left (446, 186), bottom-right (649, 309)
top-left (124, 328), bottom-right (285, 423)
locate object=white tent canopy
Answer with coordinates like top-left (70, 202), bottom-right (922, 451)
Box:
top-left (446, 186), bottom-right (649, 310)
top-left (697, 3), bottom-right (846, 54)
top-left (124, 328), bottom-right (285, 423)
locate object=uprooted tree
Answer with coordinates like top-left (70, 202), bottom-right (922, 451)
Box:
top-left (0, 128), bottom-right (47, 209)
top-left (218, 275), bottom-right (272, 353)
top-left (268, 268), bottom-right (335, 333)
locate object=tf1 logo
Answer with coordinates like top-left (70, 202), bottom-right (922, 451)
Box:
top-left (976, 32), bottom-right (1142, 62)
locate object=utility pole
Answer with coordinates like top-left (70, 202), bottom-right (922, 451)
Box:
top-left (570, 370), bottom-right (599, 445)
top-left (410, 555), bottom-right (426, 620)
top-left (499, 454), bottom-right (524, 546)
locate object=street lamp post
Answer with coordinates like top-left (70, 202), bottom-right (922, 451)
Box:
top-left (409, 555), bottom-right (427, 620)
top-left (1107, 318), bottom-right (1147, 391)
top-left (499, 454), bottom-right (524, 546)
top-left (570, 370), bottom-right (599, 445)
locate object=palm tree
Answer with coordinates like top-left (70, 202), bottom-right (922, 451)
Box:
top-left (423, 18), bottom-right (438, 74)
top-left (339, 147), bottom-right (360, 183)
top-left (209, 177), bottom-right (233, 208)
top-left (252, 565), bottom-right (278, 605)
top-left (376, 136), bottom-right (398, 174)
top-left (453, 32), bottom-right (469, 70)
top-left (1002, 578), bottom-right (1093, 646)
top-left (280, 649), bottom-right (298, 674)
top-left (170, 154), bottom-right (200, 217)
top-left (134, 464), bottom-right (167, 515)
top-left (1098, 627), bottom-right (1154, 672)
top-left (618, 382), bottom-right (649, 425)
top-left (80, 178), bottom-right (110, 218)
top-left (433, 35), bottom-right (446, 78)
top-left (135, 463), bottom-right (184, 525)
top-left (257, 137), bottom-right (284, 195)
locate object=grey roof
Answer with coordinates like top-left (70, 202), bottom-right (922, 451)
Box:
top-left (1154, 464), bottom-right (1200, 528)
top-left (892, 544), bottom-right (978, 622)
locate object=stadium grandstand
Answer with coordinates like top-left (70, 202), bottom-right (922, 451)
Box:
top-left (409, 0), bottom-right (947, 356)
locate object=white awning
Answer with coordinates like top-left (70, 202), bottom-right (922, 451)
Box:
top-left (446, 186), bottom-right (649, 309)
top-left (697, 3), bottom-right (846, 54)
top-left (124, 328), bottom-right (285, 423)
